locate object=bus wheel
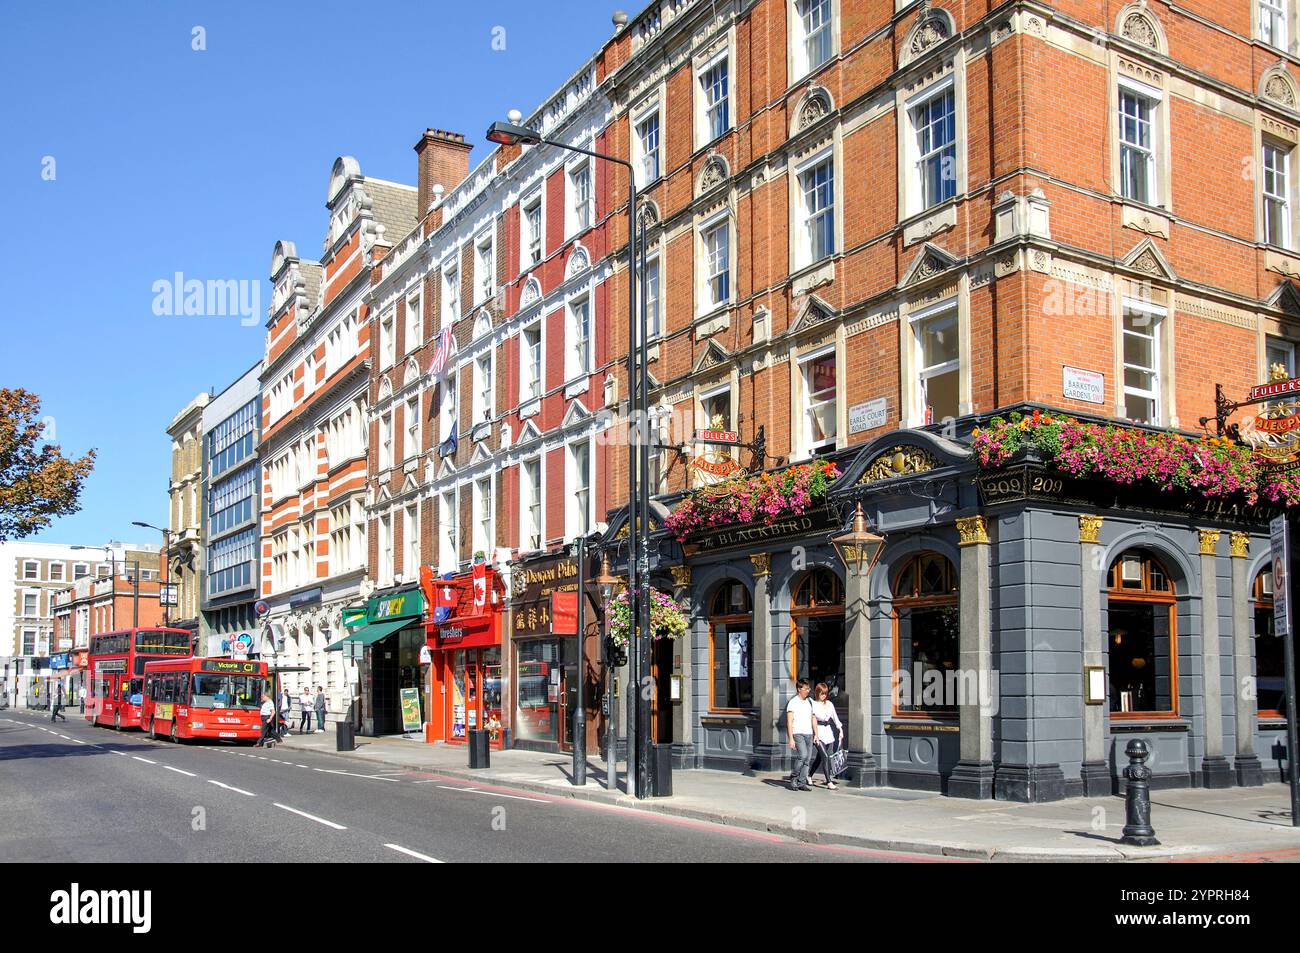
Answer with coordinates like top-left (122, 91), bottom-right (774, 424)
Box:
top-left (148, 717), bottom-right (156, 739)
top-left (169, 722), bottom-right (178, 744)
top-left (114, 710), bottom-right (121, 730)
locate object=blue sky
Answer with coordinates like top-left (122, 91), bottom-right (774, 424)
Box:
top-left (0, 0), bottom-right (619, 545)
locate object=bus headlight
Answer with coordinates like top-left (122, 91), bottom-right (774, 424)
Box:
top-left (191, 722), bottom-right (204, 729)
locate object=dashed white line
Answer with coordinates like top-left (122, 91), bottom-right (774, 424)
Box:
top-left (110, 751), bottom-right (127, 757)
top-left (207, 780), bottom-right (256, 797)
top-left (434, 785), bottom-right (547, 803)
top-left (273, 803), bottom-right (347, 830)
top-left (132, 756), bottom-right (157, 765)
top-left (164, 766), bottom-right (197, 777)
top-left (384, 843), bottom-right (442, 863)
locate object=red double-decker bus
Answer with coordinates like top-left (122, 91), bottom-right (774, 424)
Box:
top-left (86, 628), bottom-right (193, 730)
top-left (143, 657), bottom-right (268, 743)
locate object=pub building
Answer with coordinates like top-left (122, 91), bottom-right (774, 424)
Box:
top-left (604, 407), bottom-right (1290, 801)
top-left (328, 584), bottom-right (428, 736)
top-left (422, 566), bottom-right (506, 748)
top-left (508, 550), bottom-right (603, 754)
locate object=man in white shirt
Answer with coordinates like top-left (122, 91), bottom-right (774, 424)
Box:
top-left (785, 679), bottom-right (815, 791)
top-left (258, 693), bottom-right (275, 747)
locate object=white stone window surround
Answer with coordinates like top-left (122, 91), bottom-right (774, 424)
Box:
top-left (565, 152), bottom-right (595, 239)
top-left (565, 434), bottom-right (595, 539)
top-left (1109, 62), bottom-right (1173, 218)
top-left (520, 188), bottom-right (545, 272)
top-left (789, 0), bottom-right (838, 82)
top-left (405, 289), bottom-right (423, 354)
top-left (789, 140), bottom-right (841, 274)
top-left (899, 294), bottom-right (971, 428)
top-left (519, 319), bottom-right (544, 413)
top-left (519, 454), bottom-right (545, 552)
top-left (1116, 295), bottom-right (1169, 427)
top-left (439, 488), bottom-right (459, 573)
top-left (632, 97), bottom-right (664, 189)
top-left (696, 206), bottom-right (734, 319)
top-left (694, 44), bottom-right (733, 151)
top-left (790, 337), bottom-right (844, 460)
top-left (897, 64), bottom-right (967, 245)
top-left (473, 228), bottom-right (496, 306)
top-left (442, 259), bottom-right (461, 330)
top-left (1258, 0), bottom-right (1292, 52)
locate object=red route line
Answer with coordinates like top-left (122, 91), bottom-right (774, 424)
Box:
top-left (1170, 846), bottom-right (1300, 863)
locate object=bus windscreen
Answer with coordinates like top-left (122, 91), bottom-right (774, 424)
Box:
top-left (189, 674), bottom-right (264, 709)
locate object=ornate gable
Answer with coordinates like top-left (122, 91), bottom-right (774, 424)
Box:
top-left (1268, 280), bottom-right (1300, 317)
top-left (561, 399), bottom-right (590, 429)
top-left (789, 294), bottom-right (836, 335)
top-left (1123, 238), bottom-right (1176, 281)
top-left (693, 339), bottom-right (731, 374)
top-left (902, 242), bottom-right (961, 287)
top-left (697, 155), bottom-right (729, 197)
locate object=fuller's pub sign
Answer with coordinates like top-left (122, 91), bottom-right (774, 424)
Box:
top-left (1204, 364), bottom-right (1300, 476)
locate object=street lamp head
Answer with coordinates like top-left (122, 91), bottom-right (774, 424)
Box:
top-left (833, 503), bottom-right (885, 578)
top-left (486, 120), bottom-right (542, 147)
top-left (596, 553), bottom-right (618, 603)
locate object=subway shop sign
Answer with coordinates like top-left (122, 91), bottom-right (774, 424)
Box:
top-left (369, 589), bottom-right (425, 623)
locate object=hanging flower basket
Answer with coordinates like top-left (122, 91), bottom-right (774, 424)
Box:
top-left (607, 587), bottom-right (688, 650)
top-left (663, 459), bottom-right (841, 541)
top-left (972, 409), bottom-right (1300, 507)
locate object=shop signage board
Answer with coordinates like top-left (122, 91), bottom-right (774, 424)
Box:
top-left (399, 688), bottom-right (422, 732)
top-left (512, 554), bottom-right (582, 638)
top-left (686, 503), bottom-right (839, 554)
top-left (694, 429), bottom-right (739, 445)
top-left (1062, 366), bottom-right (1105, 404)
top-left (367, 589), bottom-right (424, 624)
top-left (849, 397), bottom-right (888, 434)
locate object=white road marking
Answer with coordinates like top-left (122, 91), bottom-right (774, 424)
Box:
top-left (207, 780), bottom-right (255, 797)
top-left (384, 843), bottom-right (443, 863)
top-left (274, 803), bottom-right (346, 830)
top-left (110, 751), bottom-right (127, 757)
top-left (133, 756), bottom-right (157, 765)
top-left (58, 735), bottom-right (71, 740)
top-left (434, 785), bottom-right (547, 803)
top-left (164, 766), bottom-right (197, 777)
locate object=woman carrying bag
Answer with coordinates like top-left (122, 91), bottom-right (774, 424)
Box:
top-left (809, 682), bottom-right (844, 790)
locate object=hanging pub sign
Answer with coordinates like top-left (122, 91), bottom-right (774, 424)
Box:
top-left (511, 554), bottom-right (580, 638)
top-left (691, 456), bottom-right (744, 478)
top-left (1202, 369), bottom-right (1300, 476)
top-left (695, 429), bottom-right (740, 445)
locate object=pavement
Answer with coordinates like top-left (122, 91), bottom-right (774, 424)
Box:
top-left (271, 722), bottom-right (1300, 862)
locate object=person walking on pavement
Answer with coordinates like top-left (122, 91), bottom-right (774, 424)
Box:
top-left (51, 683), bottom-right (67, 722)
top-left (298, 686), bottom-right (313, 734)
top-left (785, 679), bottom-right (815, 791)
top-left (257, 692), bottom-right (275, 747)
top-left (278, 687), bottom-right (292, 741)
top-left (78, 684), bottom-right (86, 715)
top-left (808, 682), bottom-right (844, 789)
top-left (314, 685), bottom-right (326, 733)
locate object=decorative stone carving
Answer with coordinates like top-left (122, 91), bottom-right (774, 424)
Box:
top-left (1121, 12), bottom-right (1158, 50)
top-left (991, 20), bottom-right (1013, 44)
top-left (1130, 249), bottom-right (1163, 276)
top-left (1079, 515), bottom-right (1104, 544)
top-left (698, 156), bottom-right (728, 195)
top-left (956, 516), bottom-right (989, 547)
top-left (1229, 532), bottom-right (1250, 559)
top-left (520, 276), bottom-right (541, 307)
top-left (910, 15), bottom-right (951, 56)
top-left (670, 565), bottom-right (692, 588)
top-left (750, 553), bottom-right (772, 577)
top-left (637, 200), bottom-right (660, 233)
top-left (1198, 529), bottom-right (1221, 556)
top-left (916, 253), bottom-right (946, 281)
top-left (796, 90), bottom-right (831, 131)
top-left (858, 447), bottom-right (938, 484)
top-left (565, 245), bottom-right (590, 279)
top-left (1265, 74), bottom-right (1297, 108)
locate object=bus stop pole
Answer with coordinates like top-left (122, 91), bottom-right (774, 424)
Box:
top-left (572, 536), bottom-right (587, 787)
top-left (1282, 513), bottom-right (1300, 826)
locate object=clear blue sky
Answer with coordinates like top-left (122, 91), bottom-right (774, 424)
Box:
top-left (0, 0), bottom-right (620, 546)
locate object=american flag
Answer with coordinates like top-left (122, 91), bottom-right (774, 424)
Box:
top-left (428, 326), bottom-right (454, 377)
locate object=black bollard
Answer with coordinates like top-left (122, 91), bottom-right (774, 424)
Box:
top-left (1120, 739), bottom-right (1160, 846)
top-left (468, 728), bottom-right (490, 769)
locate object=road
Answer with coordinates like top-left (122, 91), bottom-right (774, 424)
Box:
top-left (0, 710), bottom-right (939, 863)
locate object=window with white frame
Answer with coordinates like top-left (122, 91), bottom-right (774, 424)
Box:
top-left (799, 347), bottom-right (838, 456)
top-left (639, 255), bottom-right (661, 342)
top-left (443, 263), bottom-right (460, 328)
top-left (22, 561), bottom-right (38, 580)
top-left (380, 310), bottom-right (396, 368)
top-left (522, 457), bottom-right (543, 550)
top-left (271, 530), bottom-right (289, 591)
top-left (568, 440), bottom-right (592, 538)
top-left (440, 372), bottom-right (458, 442)
top-left (634, 108), bottom-right (661, 187)
top-left (1119, 81), bottom-right (1159, 205)
top-left (269, 371), bottom-right (294, 422)
top-left (404, 504), bottom-right (419, 577)
top-left (1264, 139), bottom-right (1292, 248)
top-left (73, 562), bottom-right (89, 580)
top-left (909, 81), bottom-right (957, 213)
top-left (325, 399), bottom-right (365, 468)
top-left (1262, 0), bottom-right (1288, 48)
top-left (796, 154), bottom-right (835, 267)
top-left (700, 216), bottom-right (731, 312)
top-left (22, 591), bottom-right (38, 617)
top-left (405, 290), bottom-right (422, 353)
top-left (475, 233), bottom-right (495, 304)
top-left (474, 352), bottom-right (494, 423)
top-left (1268, 335), bottom-right (1297, 378)
top-left (698, 53), bottom-right (731, 144)
top-left (568, 295), bottom-right (592, 379)
top-left (440, 490), bottom-right (458, 572)
top-left (325, 310), bottom-right (359, 377)
top-left (379, 513), bottom-right (394, 587)
top-left (379, 411), bottom-right (393, 471)
top-left (329, 499), bottom-right (365, 576)
top-left (913, 304), bottom-right (960, 424)
top-left (21, 628), bottom-right (37, 655)
top-left (1122, 301), bottom-right (1164, 425)
top-left (49, 562), bottom-right (64, 582)
top-left (522, 193), bottom-right (543, 269)
top-left (473, 477), bottom-right (493, 557)
top-left (405, 395), bottom-right (420, 460)
top-left (568, 161), bottom-right (593, 236)
top-left (700, 386), bottom-right (733, 432)
top-left (522, 323), bottom-right (542, 402)
top-left (792, 0), bottom-right (833, 79)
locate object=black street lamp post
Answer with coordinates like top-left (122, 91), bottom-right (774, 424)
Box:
top-left (487, 115), bottom-right (652, 798)
top-left (132, 521), bottom-right (173, 627)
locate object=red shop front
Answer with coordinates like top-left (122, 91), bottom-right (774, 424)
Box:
top-left (422, 567), bottom-right (506, 748)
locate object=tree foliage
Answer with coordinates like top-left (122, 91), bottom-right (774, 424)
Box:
top-left (0, 389), bottom-right (95, 541)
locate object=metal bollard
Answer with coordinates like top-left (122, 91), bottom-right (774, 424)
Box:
top-left (571, 706), bottom-right (587, 786)
top-left (1120, 739), bottom-right (1160, 847)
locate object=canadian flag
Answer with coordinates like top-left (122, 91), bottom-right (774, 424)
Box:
top-left (472, 562), bottom-right (488, 613)
top-left (434, 575), bottom-right (456, 624)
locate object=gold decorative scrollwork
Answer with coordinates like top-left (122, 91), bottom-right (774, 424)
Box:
top-left (956, 516), bottom-right (989, 547)
top-left (1078, 515), bottom-right (1104, 545)
top-left (1229, 532), bottom-right (1249, 559)
top-left (858, 447), bottom-right (938, 484)
top-left (750, 553), bottom-right (772, 577)
top-left (1198, 530), bottom-right (1221, 556)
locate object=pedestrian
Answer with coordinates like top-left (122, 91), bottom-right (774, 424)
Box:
top-left (278, 687), bottom-right (291, 741)
top-left (784, 679), bottom-right (815, 792)
top-left (257, 692), bottom-right (275, 747)
top-left (808, 682), bottom-right (844, 789)
top-left (51, 683), bottom-right (67, 722)
top-left (298, 686), bottom-right (313, 734)
top-left (78, 684), bottom-right (86, 715)
top-left (314, 685), bottom-right (326, 733)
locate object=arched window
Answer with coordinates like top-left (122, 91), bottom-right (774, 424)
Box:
top-left (892, 552), bottom-right (959, 715)
top-left (792, 568), bottom-right (843, 609)
top-left (1253, 569), bottom-right (1285, 719)
top-left (708, 581), bottom-right (753, 712)
top-left (1107, 550), bottom-right (1178, 718)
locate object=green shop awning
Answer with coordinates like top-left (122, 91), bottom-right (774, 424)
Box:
top-left (324, 616), bottom-right (412, 652)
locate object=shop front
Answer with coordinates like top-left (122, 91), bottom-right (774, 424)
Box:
top-left (423, 566), bottom-right (506, 747)
top-left (328, 585), bottom-right (427, 736)
top-left (508, 551), bottom-right (601, 754)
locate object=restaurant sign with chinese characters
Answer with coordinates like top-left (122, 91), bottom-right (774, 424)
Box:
top-left (511, 554), bottom-right (580, 638)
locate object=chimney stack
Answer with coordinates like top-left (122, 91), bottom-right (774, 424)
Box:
top-left (414, 129), bottom-right (473, 223)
